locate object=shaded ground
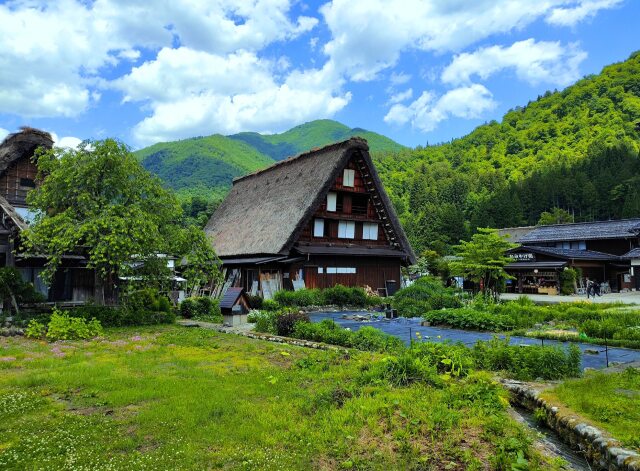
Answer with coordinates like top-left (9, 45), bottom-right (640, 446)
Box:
top-left (309, 312), bottom-right (640, 370)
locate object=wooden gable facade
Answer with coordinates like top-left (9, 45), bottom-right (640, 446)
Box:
top-left (206, 137), bottom-right (415, 298)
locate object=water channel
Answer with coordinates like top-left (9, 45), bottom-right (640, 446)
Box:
top-left (309, 310), bottom-right (640, 469)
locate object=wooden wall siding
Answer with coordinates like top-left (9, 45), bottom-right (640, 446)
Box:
top-left (0, 157), bottom-right (38, 207)
top-left (292, 256), bottom-right (402, 291)
top-left (332, 161), bottom-right (367, 193)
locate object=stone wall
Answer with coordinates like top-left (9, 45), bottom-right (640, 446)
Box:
top-left (502, 379), bottom-right (640, 471)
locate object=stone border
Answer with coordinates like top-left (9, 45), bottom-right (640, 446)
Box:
top-left (178, 320), bottom-right (349, 352)
top-left (502, 379), bottom-right (640, 471)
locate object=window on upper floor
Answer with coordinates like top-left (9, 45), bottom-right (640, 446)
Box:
top-left (362, 222), bottom-right (378, 240)
top-left (19, 178), bottom-right (36, 188)
top-left (326, 192), bottom-right (337, 212)
top-left (338, 220), bottom-right (355, 239)
top-left (314, 218), bottom-right (325, 237)
top-left (343, 169), bottom-right (355, 187)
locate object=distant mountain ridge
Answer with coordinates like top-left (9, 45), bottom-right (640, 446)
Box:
top-left (134, 120), bottom-right (405, 198)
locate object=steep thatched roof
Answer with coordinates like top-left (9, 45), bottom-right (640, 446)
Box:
top-left (205, 137), bottom-right (415, 262)
top-left (0, 127), bottom-right (53, 177)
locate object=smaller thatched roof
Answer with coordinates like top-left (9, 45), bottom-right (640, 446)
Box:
top-left (206, 137), bottom-right (415, 263)
top-left (0, 127), bottom-right (53, 177)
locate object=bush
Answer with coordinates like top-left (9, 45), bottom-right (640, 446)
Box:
top-left (392, 276), bottom-right (461, 317)
top-left (274, 288), bottom-right (323, 307)
top-left (41, 310), bottom-right (103, 341)
top-left (25, 319), bottom-right (47, 339)
top-left (559, 268), bottom-right (578, 295)
top-left (67, 304), bottom-right (175, 327)
top-left (472, 337), bottom-right (581, 380)
top-left (322, 285), bottom-right (368, 307)
top-left (261, 299), bottom-right (280, 311)
top-left (362, 352), bottom-right (441, 387)
top-left (292, 319), bottom-right (401, 353)
top-left (247, 294), bottom-right (263, 310)
top-left (0, 267), bottom-right (47, 311)
top-left (275, 311), bottom-right (310, 336)
top-left (180, 296), bottom-right (221, 321)
top-left (424, 308), bottom-right (516, 331)
top-left (253, 310), bottom-right (278, 334)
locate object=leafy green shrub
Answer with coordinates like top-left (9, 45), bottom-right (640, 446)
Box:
top-left (274, 288), bottom-right (323, 307)
top-left (472, 338), bottom-right (581, 380)
top-left (393, 298), bottom-right (432, 318)
top-left (25, 319), bottom-right (47, 339)
top-left (362, 352), bottom-right (441, 387)
top-left (392, 276), bottom-right (461, 317)
top-left (411, 342), bottom-right (474, 378)
top-left (275, 311), bottom-right (310, 336)
top-left (424, 308), bottom-right (516, 331)
top-left (581, 318), bottom-right (621, 339)
top-left (179, 296), bottom-right (220, 321)
top-left (261, 299), bottom-right (280, 311)
top-left (322, 285), bottom-right (368, 306)
top-left (292, 320), bottom-right (402, 353)
top-left (253, 310), bottom-right (278, 334)
top-left (613, 327), bottom-right (640, 342)
top-left (66, 304), bottom-right (175, 327)
top-left (44, 310), bottom-right (103, 341)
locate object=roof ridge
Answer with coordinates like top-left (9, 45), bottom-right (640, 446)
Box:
top-left (531, 218), bottom-right (640, 229)
top-left (232, 136), bottom-right (369, 185)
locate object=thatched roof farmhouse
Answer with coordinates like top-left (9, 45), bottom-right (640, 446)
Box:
top-left (206, 137), bottom-right (415, 298)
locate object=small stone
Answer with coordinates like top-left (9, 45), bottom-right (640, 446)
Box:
top-left (585, 349), bottom-right (599, 355)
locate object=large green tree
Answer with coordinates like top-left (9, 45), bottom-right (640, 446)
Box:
top-left (23, 139), bottom-right (220, 303)
top-left (449, 228), bottom-right (518, 299)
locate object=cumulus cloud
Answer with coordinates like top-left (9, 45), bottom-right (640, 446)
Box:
top-left (319, 0), bottom-right (619, 81)
top-left (385, 85), bottom-right (496, 132)
top-left (116, 48), bottom-right (350, 145)
top-left (0, 0), bottom-right (317, 118)
top-left (442, 39), bottom-right (587, 87)
top-left (546, 0), bottom-right (623, 26)
top-left (389, 72), bottom-right (411, 86)
top-left (388, 89), bottom-right (413, 105)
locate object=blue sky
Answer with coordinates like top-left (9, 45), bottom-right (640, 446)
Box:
top-left (0, 0), bottom-right (638, 149)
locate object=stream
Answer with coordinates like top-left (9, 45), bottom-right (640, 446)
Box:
top-left (308, 310), bottom-right (640, 469)
top-left (309, 311), bottom-right (640, 370)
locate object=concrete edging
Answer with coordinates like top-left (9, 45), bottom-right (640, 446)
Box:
top-left (502, 379), bottom-right (640, 471)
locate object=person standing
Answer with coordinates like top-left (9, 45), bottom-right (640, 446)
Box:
top-left (586, 277), bottom-right (592, 299)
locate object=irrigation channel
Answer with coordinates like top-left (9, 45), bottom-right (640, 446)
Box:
top-left (308, 311), bottom-right (640, 470)
top-left (309, 311), bottom-right (640, 370)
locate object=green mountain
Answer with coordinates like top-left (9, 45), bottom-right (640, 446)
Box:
top-left (134, 120), bottom-right (405, 199)
top-left (375, 51), bottom-right (640, 255)
top-left (228, 119), bottom-right (405, 160)
top-left (134, 134), bottom-right (275, 199)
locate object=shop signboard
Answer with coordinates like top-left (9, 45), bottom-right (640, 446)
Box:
top-left (509, 252), bottom-right (535, 261)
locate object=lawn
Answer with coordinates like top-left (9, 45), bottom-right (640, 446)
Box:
top-left (0, 325), bottom-right (563, 470)
top-left (542, 368), bottom-right (640, 450)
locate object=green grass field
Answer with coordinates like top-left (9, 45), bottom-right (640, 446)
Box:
top-left (0, 326), bottom-right (563, 470)
top-left (543, 368), bottom-right (640, 450)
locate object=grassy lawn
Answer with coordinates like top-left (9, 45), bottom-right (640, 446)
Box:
top-left (542, 368), bottom-right (640, 450)
top-left (0, 325), bottom-right (563, 470)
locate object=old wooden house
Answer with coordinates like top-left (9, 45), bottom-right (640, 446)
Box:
top-left (0, 128), bottom-right (96, 302)
top-left (205, 137), bottom-right (416, 298)
top-left (501, 219), bottom-right (640, 294)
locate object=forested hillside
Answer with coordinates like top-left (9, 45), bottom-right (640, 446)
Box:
top-left (134, 120), bottom-right (403, 201)
top-left (376, 51), bottom-right (640, 255)
top-left (134, 134), bottom-right (274, 199)
top-left (228, 119), bottom-right (405, 160)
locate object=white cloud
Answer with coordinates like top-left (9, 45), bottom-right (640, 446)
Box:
top-left (117, 48), bottom-right (350, 145)
top-left (49, 132), bottom-right (83, 150)
top-left (546, 0), bottom-right (623, 26)
top-left (0, 0), bottom-right (317, 118)
top-left (390, 72), bottom-right (411, 86)
top-left (388, 88), bottom-right (413, 105)
top-left (385, 85), bottom-right (495, 132)
top-left (442, 39), bottom-right (587, 87)
top-left (0, 128), bottom-right (9, 142)
top-left (319, 0), bottom-right (618, 81)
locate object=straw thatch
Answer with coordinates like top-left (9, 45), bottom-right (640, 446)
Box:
top-left (205, 137), bottom-right (415, 262)
top-left (0, 126), bottom-right (53, 177)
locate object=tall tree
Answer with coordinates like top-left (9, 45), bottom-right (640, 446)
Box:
top-left (23, 139), bottom-right (220, 303)
top-left (449, 228), bottom-right (518, 299)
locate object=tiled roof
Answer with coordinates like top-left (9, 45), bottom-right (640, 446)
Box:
top-left (519, 219), bottom-right (640, 243)
top-left (622, 248), bottom-right (640, 259)
top-left (516, 245), bottom-right (620, 261)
